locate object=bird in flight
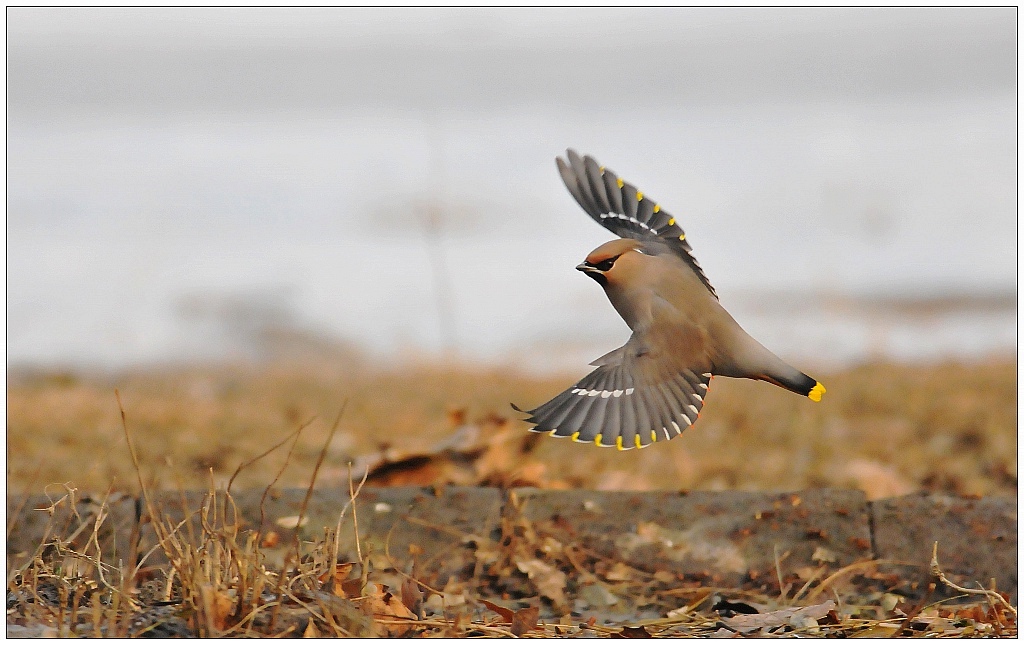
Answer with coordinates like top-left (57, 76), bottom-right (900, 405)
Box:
top-left (516, 149), bottom-right (825, 451)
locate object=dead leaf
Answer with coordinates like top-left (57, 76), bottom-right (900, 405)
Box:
top-left (652, 570), bottom-right (676, 584)
top-left (723, 600), bottom-right (836, 634)
top-left (604, 561), bottom-right (635, 582)
top-left (260, 531), bottom-right (279, 548)
top-left (511, 606), bottom-right (540, 636)
top-left (516, 558), bottom-right (567, 606)
top-left (479, 598), bottom-right (515, 622)
top-left (612, 625), bottom-right (653, 638)
top-left (311, 590), bottom-right (374, 637)
top-left (339, 577), bottom-right (364, 598)
top-left (303, 619), bottom-right (318, 638)
top-left (401, 578), bottom-right (423, 618)
top-left (318, 562), bottom-right (355, 596)
top-left (811, 546), bottom-right (838, 563)
top-left (363, 589), bottom-right (417, 637)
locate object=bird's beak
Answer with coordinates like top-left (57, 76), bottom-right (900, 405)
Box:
top-left (576, 263), bottom-right (608, 286)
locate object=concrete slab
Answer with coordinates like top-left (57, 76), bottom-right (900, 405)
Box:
top-left (871, 493), bottom-right (1017, 596)
top-left (6, 491), bottom-right (138, 569)
top-left (134, 486), bottom-right (503, 584)
top-left (7, 487), bottom-right (1016, 601)
top-left (507, 488), bottom-right (874, 586)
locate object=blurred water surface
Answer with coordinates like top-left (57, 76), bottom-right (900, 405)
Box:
top-left (6, 8), bottom-right (1017, 371)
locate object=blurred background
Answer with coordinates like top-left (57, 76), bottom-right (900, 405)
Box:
top-left (7, 7), bottom-right (1017, 370)
top-left (6, 8), bottom-right (1017, 497)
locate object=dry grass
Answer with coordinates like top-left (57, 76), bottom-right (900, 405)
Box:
top-left (6, 355), bottom-right (1017, 498)
top-left (6, 477), bottom-right (1017, 637)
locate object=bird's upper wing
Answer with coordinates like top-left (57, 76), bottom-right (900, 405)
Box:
top-left (516, 335), bottom-right (712, 451)
top-left (557, 149), bottom-right (717, 299)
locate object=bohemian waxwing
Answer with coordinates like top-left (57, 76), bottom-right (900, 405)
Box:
top-left (516, 149), bottom-right (825, 451)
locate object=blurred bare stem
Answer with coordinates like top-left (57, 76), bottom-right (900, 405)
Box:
top-left (421, 200), bottom-right (458, 357)
top-left (421, 109), bottom-right (458, 358)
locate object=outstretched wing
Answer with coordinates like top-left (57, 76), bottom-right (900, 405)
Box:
top-left (556, 149), bottom-right (717, 299)
top-left (516, 339), bottom-right (713, 451)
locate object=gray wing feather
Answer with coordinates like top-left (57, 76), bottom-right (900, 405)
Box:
top-left (602, 169), bottom-right (625, 214)
top-left (556, 157), bottom-right (600, 217)
top-left (556, 149), bottom-right (718, 299)
top-left (630, 382), bottom-right (654, 447)
top-left (520, 336), bottom-right (708, 448)
top-left (620, 181), bottom-right (639, 220)
top-left (584, 156), bottom-right (613, 213)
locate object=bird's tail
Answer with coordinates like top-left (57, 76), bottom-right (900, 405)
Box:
top-left (724, 331), bottom-right (826, 401)
top-left (757, 367), bottom-right (825, 402)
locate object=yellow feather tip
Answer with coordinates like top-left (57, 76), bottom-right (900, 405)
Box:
top-left (594, 434), bottom-right (603, 447)
top-left (668, 218), bottom-right (675, 226)
top-left (571, 431), bottom-right (580, 442)
top-left (808, 382), bottom-right (826, 402)
top-left (653, 204), bottom-right (660, 213)
top-left (634, 435), bottom-right (643, 449)
top-left (636, 190), bottom-right (644, 201)
top-left (616, 178), bottom-right (624, 188)
top-left (615, 436), bottom-right (624, 451)
top-left (650, 430), bottom-right (657, 442)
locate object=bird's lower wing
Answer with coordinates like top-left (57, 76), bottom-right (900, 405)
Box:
top-left (519, 353), bottom-right (712, 451)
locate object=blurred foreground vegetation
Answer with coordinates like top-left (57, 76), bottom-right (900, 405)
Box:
top-left (6, 355), bottom-right (1017, 499)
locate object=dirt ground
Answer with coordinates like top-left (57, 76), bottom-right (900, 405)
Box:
top-left (6, 355), bottom-right (1017, 637)
top-left (6, 355), bottom-right (1017, 498)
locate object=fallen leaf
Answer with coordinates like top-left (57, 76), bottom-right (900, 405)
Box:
top-left (401, 578), bottom-right (424, 618)
top-left (652, 570), bottom-right (675, 584)
top-left (516, 558), bottom-right (567, 606)
top-left (363, 589), bottom-right (417, 637)
top-left (853, 625), bottom-right (900, 637)
top-left (723, 600), bottom-right (836, 634)
top-left (479, 598), bottom-right (515, 622)
top-left (611, 625), bottom-right (653, 638)
top-left (310, 590), bottom-right (374, 637)
top-left (811, 546), bottom-right (838, 563)
top-left (303, 619), bottom-right (318, 638)
top-left (339, 577), bottom-right (365, 598)
top-left (604, 561), bottom-right (635, 582)
top-left (511, 606), bottom-right (539, 636)
top-left (260, 531), bottom-right (279, 548)
top-left (318, 562), bottom-right (355, 596)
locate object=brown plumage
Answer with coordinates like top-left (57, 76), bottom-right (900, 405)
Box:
top-left (516, 149), bottom-right (825, 450)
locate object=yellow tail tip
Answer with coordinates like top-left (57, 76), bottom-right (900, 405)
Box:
top-left (808, 382), bottom-right (826, 402)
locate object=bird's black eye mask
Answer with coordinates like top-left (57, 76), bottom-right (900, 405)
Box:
top-left (587, 256), bottom-right (619, 272)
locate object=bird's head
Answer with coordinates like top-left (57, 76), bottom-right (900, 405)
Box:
top-left (576, 238), bottom-right (645, 287)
